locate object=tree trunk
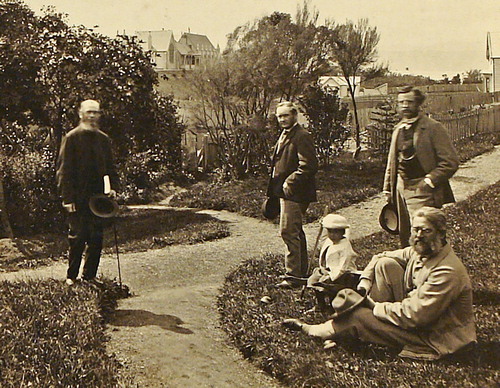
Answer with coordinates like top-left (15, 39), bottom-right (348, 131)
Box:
top-left (0, 178), bottom-right (13, 238)
top-left (346, 80), bottom-right (362, 158)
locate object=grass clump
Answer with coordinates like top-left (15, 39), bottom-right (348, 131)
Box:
top-left (0, 278), bottom-right (130, 387)
top-left (218, 182), bottom-right (500, 388)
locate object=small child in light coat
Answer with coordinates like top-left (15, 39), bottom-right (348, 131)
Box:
top-left (306, 214), bottom-right (359, 314)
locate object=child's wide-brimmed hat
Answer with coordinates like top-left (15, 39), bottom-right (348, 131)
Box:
top-left (330, 288), bottom-right (367, 318)
top-left (322, 214), bottom-right (349, 229)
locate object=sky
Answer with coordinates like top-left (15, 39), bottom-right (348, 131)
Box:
top-left (21, 0), bottom-right (500, 80)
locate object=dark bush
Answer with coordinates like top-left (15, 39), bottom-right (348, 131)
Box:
top-left (1, 148), bottom-right (64, 236)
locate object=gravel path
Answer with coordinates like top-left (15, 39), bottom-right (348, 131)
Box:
top-left (1, 146), bottom-right (499, 387)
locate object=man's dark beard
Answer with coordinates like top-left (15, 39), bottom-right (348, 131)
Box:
top-left (410, 235), bottom-right (443, 257)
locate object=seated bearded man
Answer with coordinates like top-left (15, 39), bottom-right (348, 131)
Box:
top-left (283, 206), bottom-right (476, 360)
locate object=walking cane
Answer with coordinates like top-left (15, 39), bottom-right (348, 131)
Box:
top-left (300, 205), bottom-right (329, 299)
top-left (112, 219), bottom-right (122, 286)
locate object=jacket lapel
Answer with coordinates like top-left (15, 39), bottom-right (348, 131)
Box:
top-left (274, 124), bottom-right (299, 160)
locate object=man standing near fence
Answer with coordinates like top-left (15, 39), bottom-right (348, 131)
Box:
top-left (267, 101), bottom-right (318, 288)
top-left (383, 86), bottom-right (459, 247)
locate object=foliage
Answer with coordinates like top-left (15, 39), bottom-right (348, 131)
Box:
top-left (0, 146), bottom-right (64, 235)
top-left (188, 2), bottom-right (329, 179)
top-left (298, 84), bottom-right (350, 166)
top-left (0, 277), bottom-right (130, 387)
top-left (320, 19), bottom-right (380, 150)
top-left (0, 0), bottom-right (184, 233)
top-left (218, 183), bottom-right (500, 388)
top-left (363, 72), bottom-right (436, 88)
top-left (364, 99), bottom-right (399, 154)
top-left (170, 156), bottom-right (386, 221)
top-left (361, 62), bottom-right (389, 82)
top-left (463, 69), bottom-right (482, 84)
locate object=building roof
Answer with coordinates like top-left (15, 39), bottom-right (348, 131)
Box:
top-left (318, 76), bottom-right (361, 87)
top-left (174, 41), bottom-right (194, 56)
top-left (486, 32), bottom-right (500, 59)
top-left (135, 30), bottom-right (174, 51)
top-left (179, 32), bottom-right (216, 50)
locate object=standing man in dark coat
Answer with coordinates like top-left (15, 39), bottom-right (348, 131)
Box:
top-left (383, 86), bottom-right (459, 247)
top-left (56, 100), bottom-right (119, 285)
top-left (267, 101), bottom-right (318, 288)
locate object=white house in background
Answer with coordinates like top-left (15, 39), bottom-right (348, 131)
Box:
top-left (318, 76), bottom-right (388, 97)
top-left (318, 76), bottom-right (361, 97)
top-left (135, 30), bottom-right (178, 71)
top-left (359, 83), bottom-right (388, 96)
top-left (485, 31), bottom-right (500, 93)
top-left (135, 29), bottom-right (219, 72)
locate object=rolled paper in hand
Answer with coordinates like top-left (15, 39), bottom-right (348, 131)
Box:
top-left (103, 175), bottom-right (111, 194)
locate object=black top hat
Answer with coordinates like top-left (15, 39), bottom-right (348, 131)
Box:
top-left (379, 202), bottom-right (399, 235)
top-left (262, 196), bottom-right (280, 220)
top-left (89, 194), bottom-right (119, 218)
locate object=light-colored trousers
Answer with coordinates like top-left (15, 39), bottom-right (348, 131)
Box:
top-left (396, 175), bottom-right (436, 247)
top-left (326, 257), bottom-right (436, 358)
top-left (279, 198), bottom-right (309, 278)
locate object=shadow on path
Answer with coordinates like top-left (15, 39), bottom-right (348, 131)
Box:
top-left (110, 309), bottom-right (194, 334)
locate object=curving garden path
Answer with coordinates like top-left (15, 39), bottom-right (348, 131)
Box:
top-left (1, 146), bottom-right (499, 387)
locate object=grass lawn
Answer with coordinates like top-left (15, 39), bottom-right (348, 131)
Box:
top-left (1, 208), bottom-right (229, 272)
top-left (171, 132), bottom-right (499, 223)
top-left (0, 278), bottom-right (130, 387)
top-left (217, 182), bottom-right (499, 388)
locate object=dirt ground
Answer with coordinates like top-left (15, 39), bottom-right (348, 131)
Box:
top-left (1, 146), bottom-right (499, 388)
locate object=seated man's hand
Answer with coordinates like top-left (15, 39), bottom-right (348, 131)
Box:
top-left (357, 278), bottom-right (372, 296)
top-left (107, 189), bottom-right (117, 199)
top-left (383, 191), bottom-right (391, 203)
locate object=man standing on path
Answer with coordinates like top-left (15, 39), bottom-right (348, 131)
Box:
top-left (283, 207), bottom-right (476, 360)
top-left (56, 100), bottom-right (119, 286)
top-left (383, 86), bottom-right (459, 247)
top-left (267, 101), bottom-right (318, 288)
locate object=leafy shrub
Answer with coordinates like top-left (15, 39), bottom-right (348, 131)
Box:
top-left (0, 278), bottom-right (129, 387)
top-left (0, 148), bottom-right (64, 235)
top-left (218, 182), bottom-right (500, 387)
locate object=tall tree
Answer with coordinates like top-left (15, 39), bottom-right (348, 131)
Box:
top-left (190, 1), bottom-right (328, 178)
top-left (0, 0), bottom-right (183, 235)
top-left (320, 19), bottom-right (380, 152)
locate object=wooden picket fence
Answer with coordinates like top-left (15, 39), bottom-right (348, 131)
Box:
top-left (366, 104), bottom-right (500, 154)
top-left (431, 104), bottom-right (500, 143)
